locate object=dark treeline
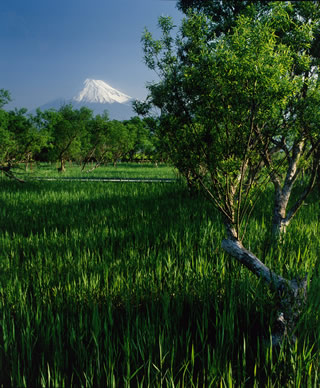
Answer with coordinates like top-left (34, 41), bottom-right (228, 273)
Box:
top-left (0, 90), bottom-right (167, 178)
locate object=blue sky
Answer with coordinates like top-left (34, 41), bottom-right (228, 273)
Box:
top-left (0, 0), bottom-right (182, 111)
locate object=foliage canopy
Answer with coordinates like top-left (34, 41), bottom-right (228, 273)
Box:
top-left (139, 1), bottom-right (320, 240)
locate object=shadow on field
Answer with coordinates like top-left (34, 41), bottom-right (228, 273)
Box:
top-left (0, 180), bottom-right (216, 241)
top-left (0, 290), bottom-right (272, 387)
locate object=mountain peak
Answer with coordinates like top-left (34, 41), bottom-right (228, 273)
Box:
top-left (73, 79), bottom-right (132, 104)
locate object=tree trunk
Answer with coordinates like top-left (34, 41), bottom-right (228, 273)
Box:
top-left (0, 165), bottom-right (25, 183)
top-left (271, 158), bottom-right (318, 240)
top-left (85, 161), bottom-right (102, 173)
top-left (25, 161), bottom-right (33, 171)
top-left (81, 146), bottom-right (97, 171)
top-left (58, 159), bottom-right (66, 173)
top-left (269, 141), bottom-right (305, 239)
top-left (272, 187), bottom-right (291, 238)
top-left (222, 223), bottom-right (307, 346)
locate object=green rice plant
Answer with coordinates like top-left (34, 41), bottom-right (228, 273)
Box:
top-left (0, 168), bottom-right (319, 386)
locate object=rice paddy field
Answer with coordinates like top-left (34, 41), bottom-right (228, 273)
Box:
top-left (1, 163), bottom-right (320, 387)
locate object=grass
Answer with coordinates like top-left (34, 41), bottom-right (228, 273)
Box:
top-left (0, 164), bottom-right (320, 386)
top-left (8, 161), bottom-right (178, 180)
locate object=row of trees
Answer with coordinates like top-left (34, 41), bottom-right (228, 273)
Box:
top-left (138, 0), bottom-right (320, 343)
top-left (0, 91), bottom-right (162, 179)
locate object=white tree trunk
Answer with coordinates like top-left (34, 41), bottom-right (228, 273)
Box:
top-left (272, 187), bottom-right (291, 237)
top-left (222, 224), bottom-right (287, 288)
top-left (271, 141), bottom-right (304, 238)
top-left (222, 224), bottom-right (307, 345)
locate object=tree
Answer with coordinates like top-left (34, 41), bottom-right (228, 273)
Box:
top-left (123, 117), bottom-right (155, 162)
top-left (8, 109), bottom-right (49, 168)
top-left (0, 92), bottom-right (50, 181)
top-left (138, 3), bottom-right (320, 343)
top-left (176, 0), bottom-right (270, 36)
top-left (0, 110), bottom-right (15, 178)
top-left (81, 111), bottom-right (110, 172)
top-left (0, 90), bottom-right (15, 178)
top-left (80, 114), bottom-right (135, 171)
top-left (106, 120), bottom-right (135, 167)
top-left (48, 104), bottom-right (93, 172)
top-left (0, 89), bottom-right (11, 108)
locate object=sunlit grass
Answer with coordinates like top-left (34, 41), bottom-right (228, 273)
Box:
top-left (6, 162), bottom-right (178, 180)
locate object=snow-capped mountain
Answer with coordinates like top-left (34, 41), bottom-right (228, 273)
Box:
top-left (35, 79), bottom-right (136, 120)
top-left (74, 79), bottom-right (132, 104)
